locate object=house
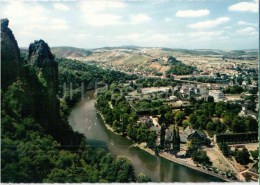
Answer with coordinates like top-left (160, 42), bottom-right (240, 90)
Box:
top-left (173, 85), bottom-right (181, 92)
top-left (188, 130), bottom-right (207, 141)
top-left (242, 81), bottom-right (248, 86)
top-left (208, 89), bottom-right (225, 102)
top-left (138, 116), bottom-right (153, 128)
top-left (169, 95), bottom-right (178, 101)
top-left (180, 126), bottom-right (207, 143)
top-left (200, 87), bottom-right (208, 96)
top-left (194, 87), bottom-right (199, 95)
top-left (180, 86), bottom-right (189, 94)
top-left (180, 133), bottom-right (188, 143)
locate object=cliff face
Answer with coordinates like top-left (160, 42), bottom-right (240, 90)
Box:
top-left (27, 40), bottom-right (60, 132)
top-left (28, 40), bottom-right (58, 90)
top-left (1, 19), bottom-right (21, 89)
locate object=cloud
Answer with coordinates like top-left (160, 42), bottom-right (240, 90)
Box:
top-left (115, 31), bottom-right (224, 46)
top-left (164, 18), bottom-right (172, 22)
top-left (22, 18), bottom-right (69, 31)
top-left (237, 21), bottom-right (257, 27)
top-left (50, 18), bottom-right (69, 30)
top-left (236, 27), bottom-right (258, 36)
top-left (80, 0), bottom-right (127, 13)
top-left (80, 0), bottom-right (126, 26)
top-left (0, 1), bottom-right (72, 47)
top-left (1, 1), bottom-right (47, 24)
top-left (83, 13), bottom-right (123, 26)
top-left (115, 32), bottom-right (185, 46)
top-left (117, 33), bottom-right (145, 40)
top-left (53, 3), bottom-right (70, 11)
top-left (228, 0), bottom-right (258, 13)
top-left (130, 14), bottom-right (151, 24)
top-left (187, 17), bottom-right (230, 29)
top-left (187, 31), bottom-right (223, 38)
top-left (176, 9), bottom-right (210, 17)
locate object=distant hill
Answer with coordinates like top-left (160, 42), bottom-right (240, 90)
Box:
top-left (51, 46), bottom-right (92, 58)
top-left (161, 48), bottom-right (223, 56)
top-left (90, 45), bottom-right (140, 51)
top-left (50, 46), bottom-right (258, 59)
top-left (161, 48), bottom-right (258, 60)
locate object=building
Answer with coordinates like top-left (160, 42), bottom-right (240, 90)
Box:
top-left (169, 95), bottom-right (178, 101)
top-left (208, 90), bottom-right (225, 102)
top-left (179, 126), bottom-right (207, 143)
top-left (138, 116), bottom-right (153, 128)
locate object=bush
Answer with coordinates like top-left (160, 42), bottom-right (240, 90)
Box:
top-left (191, 150), bottom-right (212, 166)
top-left (235, 148), bottom-right (250, 165)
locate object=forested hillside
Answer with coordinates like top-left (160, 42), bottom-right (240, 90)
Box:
top-left (1, 19), bottom-right (143, 183)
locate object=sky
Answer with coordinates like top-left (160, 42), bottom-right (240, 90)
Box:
top-left (0, 0), bottom-right (259, 50)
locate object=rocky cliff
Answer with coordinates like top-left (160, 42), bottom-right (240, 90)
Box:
top-left (28, 40), bottom-right (58, 90)
top-left (1, 18), bottom-right (21, 89)
top-left (27, 40), bottom-right (60, 133)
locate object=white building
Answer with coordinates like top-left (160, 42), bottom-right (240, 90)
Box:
top-left (208, 90), bottom-right (225, 102)
top-left (169, 95), bottom-right (178, 101)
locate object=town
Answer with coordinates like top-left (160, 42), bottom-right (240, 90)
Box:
top-left (95, 53), bottom-right (258, 182)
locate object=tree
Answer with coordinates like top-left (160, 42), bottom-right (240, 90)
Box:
top-left (232, 116), bottom-right (247, 133)
top-left (182, 120), bottom-right (190, 128)
top-left (146, 131), bottom-right (157, 149)
top-left (175, 111), bottom-right (185, 126)
top-left (137, 173), bottom-right (151, 182)
top-left (186, 138), bottom-right (201, 157)
top-left (160, 123), bottom-right (166, 149)
top-left (112, 120), bottom-right (120, 132)
top-left (208, 96), bottom-right (214, 103)
top-left (245, 116), bottom-right (258, 132)
top-left (235, 148), bottom-right (250, 165)
top-left (206, 121), bottom-right (217, 134)
top-left (191, 150), bottom-right (212, 166)
top-left (172, 126), bottom-right (180, 152)
top-left (219, 142), bottom-right (231, 157)
top-left (215, 101), bottom-right (226, 117)
top-left (184, 106), bottom-right (193, 115)
top-left (197, 115), bottom-right (209, 130)
top-left (114, 157), bottom-right (136, 182)
top-left (250, 149), bottom-right (258, 160)
top-left (223, 112), bottom-right (235, 128)
top-left (189, 114), bottom-right (198, 128)
top-left (164, 111), bottom-right (174, 125)
top-left (223, 85), bottom-right (244, 94)
top-left (216, 120), bottom-right (226, 134)
top-left (236, 76), bottom-right (243, 85)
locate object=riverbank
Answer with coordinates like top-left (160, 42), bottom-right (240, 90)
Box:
top-left (96, 110), bottom-right (123, 136)
top-left (136, 143), bottom-right (231, 182)
top-left (97, 109), bottom-right (230, 182)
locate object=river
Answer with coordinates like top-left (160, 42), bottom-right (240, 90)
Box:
top-left (68, 90), bottom-right (223, 182)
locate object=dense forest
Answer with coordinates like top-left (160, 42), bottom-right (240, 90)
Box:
top-left (1, 19), bottom-right (150, 183)
top-left (57, 58), bottom-right (138, 111)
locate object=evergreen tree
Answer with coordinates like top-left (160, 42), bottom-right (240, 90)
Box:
top-left (160, 123), bottom-right (166, 149)
top-left (172, 126), bottom-right (180, 152)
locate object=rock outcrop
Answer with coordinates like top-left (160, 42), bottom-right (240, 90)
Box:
top-left (28, 40), bottom-right (58, 88)
top-left (1, 18), bottom-right (21, 89)
top-left (27, 40), bottom-right (60, 132)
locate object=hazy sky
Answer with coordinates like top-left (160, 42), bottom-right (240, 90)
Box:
top-left (1, 0), bottom-right (259, 49)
